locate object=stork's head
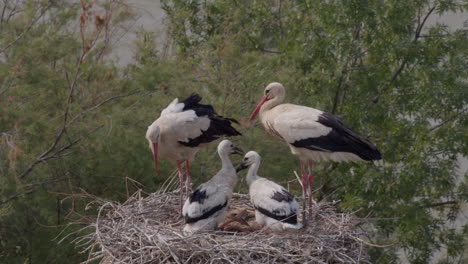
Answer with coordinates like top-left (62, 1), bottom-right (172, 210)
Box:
top-left (249, 82), bottom-right (285, 121)
top-left (218, 139), bottom-right (244, 156)
top-left (146, 125), bottom-right (161, 144)
top-left (236, 151), bottom-right (261, 172)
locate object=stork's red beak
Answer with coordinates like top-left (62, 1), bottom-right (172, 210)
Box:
top-left (152, 142), bottom-right (158, 176)
top-left (249, 96), bottom-right (269, 121)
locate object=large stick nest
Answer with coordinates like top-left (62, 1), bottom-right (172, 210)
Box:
top-left (71, 189), bottom-right (370, 264)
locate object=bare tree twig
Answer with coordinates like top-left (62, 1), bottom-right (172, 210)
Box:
top-left (0, 178), bottom-right (69, 206)
top-left (391, 5), bottom-right (436, 83)
top-left (0, 0), bottom-right (8, 28)
top-left (19, 71), bottom-right (82, 180)
top-left (17, 4), bottom-right (95, 180)
top-left (429, 107), bottom-right (468, 132)
top-left (373, 5), bottom-right (437, 104)
top-left (3, 0), bottom-right (21, 25)
top-left (67, 192), bottom-right (371, 263)
top-left (414, 6), bottom-right (436, 41)
top-left (246, 34), bottom-right (283, 54)
top-left (0, 1), bottom-right (52, 53)
top-left (18, 125), bottom-right (103, 179)
top-left (67, 91), bottom-right (140, 126)
top-left (15, 0), bottom-right (136, 181)
top-left (426, 201), bottom-right (459, 207)
top-left (331, 24), bottom-right (362, 114)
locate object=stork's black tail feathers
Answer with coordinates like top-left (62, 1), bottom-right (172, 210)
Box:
top-left (291, 112), bottom-right (381, 161)
top-left (318, 112), bottom-right (381, 161)
top-left (179, 93), bottom-right (242, 147)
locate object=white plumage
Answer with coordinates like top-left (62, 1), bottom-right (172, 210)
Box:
top-left (249, 82), bottom-right (381, 221)
top-left (182, 140), bottom-right (243, 234)
top-left (146, 100), bottom-right (209, 162)
top-left (237, 151), bottom-right (302, 232)
top-left (146, 94), bottom-right (241, 213)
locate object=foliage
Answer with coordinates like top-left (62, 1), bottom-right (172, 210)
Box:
top-left (0, 0), bottom-right (466, 263)
top-left (0, 0), bottom-right (158, 262)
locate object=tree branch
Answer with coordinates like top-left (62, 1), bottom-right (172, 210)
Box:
top-left (16, 11), bottom-right (100, 180)
top-left (0, 1), bottom-right (52, 53)
top-left (331, 68), bottom-right (347, 114)
top-left (19, 72), bottom-right (82, 180)
top-left (426, 201), bottom-right (459, 208)
top-left (429, 107), bottom-right (468, 132)
top-left (388, 59), bottom-right (408, 84)
top-left (414, 6), bottom-right (436, 41)
top-left (373, 5), bottom-right (437, 104)
top-left (0, 178), bottom-right (68, 206)
top-left (246, 34), bottom-right (283, 54)
top-left (331, 24), bottom-right (362, 114)
top-left (67, 91), bottom-right (140, 126)
top-left (392, 5), bottom-right (436, 83)
top-left (18, 125), bottom-right (103, 179)
top-left (0, 0), bottom-right (8, 28)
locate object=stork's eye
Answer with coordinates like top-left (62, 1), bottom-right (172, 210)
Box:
top-left (265, 89), bottom-right (270, 94)
top-left (230, 144), bottom-right (233, 147)
top-left (243, 158), bottom-right (247, 161)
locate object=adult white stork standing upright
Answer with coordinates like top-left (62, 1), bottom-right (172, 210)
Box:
top-left (182, 140), bottom-right (243, 233)
top-left (249, 82), bottom-right (381, 222)
top-left (237, 151), bottom-right (302, 232)
top-left (146, 94), bottom-right (241, 213)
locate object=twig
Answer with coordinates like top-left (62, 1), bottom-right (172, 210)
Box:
top-left (0, 1), bottom-right (52, 53)
top-left (331, 24), bottom-right (362, 114)
top-left (426, 200), bottom-right (459, 207)
top-left (67, 91), bottom-right (140, 125)
top-left (0, 177), bottom-right (68, 206)
top-left (69, 191), bottom-right (370, 263)
top-left (374, 5), bottom-right (437, 103)
top-left (429, 107), bottom-right (468, 132)
top-left (245, 34), bottom-right (283, 54)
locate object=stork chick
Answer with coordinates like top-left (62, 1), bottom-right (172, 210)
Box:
top-left (237, 151), bottom-right (302, 232)
top-left (182, 140), bottom-right (243, 234)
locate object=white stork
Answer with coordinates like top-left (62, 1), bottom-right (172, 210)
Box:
top-left (182, 139), bottom-right (243, 234)
top-left (146, 94), bottom-right (241, 212)
top-left (249, 82), bottom-right (381, 221)
top-left (237, 151), bottom-right (302, 232)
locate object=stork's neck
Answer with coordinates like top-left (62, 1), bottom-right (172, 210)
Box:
top-left (213, 151), bottom-right (237, 188)
top-left (259, 94), bottom-right (284, 119)
top-left (219, 151), bottom-right (233, 170)
top-left (246, 161), bottom-right (261, 186)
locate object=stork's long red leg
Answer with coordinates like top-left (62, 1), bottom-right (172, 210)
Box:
top-left (307, 160), bottom-right (314, 218)
top-left (176, 160), bottom-right (184, 215)
top-left (152, 142), bottom-right (158, 176)
top-left (185, 160), bottom-right (191, 194)
top-left (300, 160), bottom-right (307, 226)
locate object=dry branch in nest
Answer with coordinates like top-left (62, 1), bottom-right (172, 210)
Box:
top-left (68, 189), bottom-right (371, 264)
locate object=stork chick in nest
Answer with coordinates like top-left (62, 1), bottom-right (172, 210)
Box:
top-left (182, 140), bottom-right (243, 234)
top-left (237, 151), bottom-right (303, 232)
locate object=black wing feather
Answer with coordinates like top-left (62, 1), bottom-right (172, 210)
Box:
top-left (179, 94), bottom-right (242, 147)
top-left (189, 188), bottom-right (208, 204)
top-left (179, 116), bottom-right (242, 147)
top-left (184, 200), bottom-right (228, 224)
top-left (291, 112), bottom-right (381, 160)
top-left (271, 189), bottom-right (294, 203)
top-left (255, 206), bottom-right (298, 225)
